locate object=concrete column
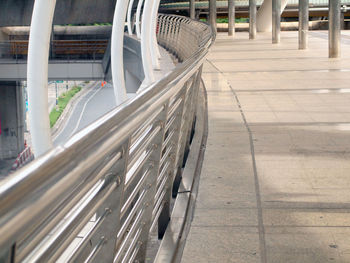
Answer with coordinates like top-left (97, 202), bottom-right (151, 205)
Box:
top-left (0, 82), bottom-right (25, 160)
top-left (0, 29), bottom-right (8, 58)
top-left (190, 0), bottom-right (195, 19)
top-left (249, 0), bottom-right (257, 39)
top-left (209, 0), bottom-right (217, 32)
top-left (272, 0), bottom-right (281, 43)
top-left (0, 29), bottom-right (6, 41)
top-left (257, 0), bottom-right (288, 32)
top-left (299, 0), bottom-right (309, 49)
top-left (228, 0), bottom-right (235, 36)
top-left (329, 0), bottom-right (341, 58)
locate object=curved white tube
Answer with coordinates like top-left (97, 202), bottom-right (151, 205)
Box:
top-left (111, 0), bottom-right (129, 105)
top-left (153, 0), bottom-right (161, 59)
top-left (150, 0), bottom-right (161, 69)
top-left (257, 0), bottom-right (288, 32)
top-left (127, 0), bottom-right (136, 35)
top-left (27, 0), bottom-right (56, 157)
top-left (141, 0), bottom-right (156, 85)
top-left (154, 32), bottom-right (161, 59)
top-left (136, 0), bottom-right (144, 39)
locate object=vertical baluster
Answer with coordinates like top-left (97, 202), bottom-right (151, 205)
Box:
top-left (68, 142), bottom-right (130, 263)
top-left (175, 77), bottom-right (196, 176)
top-left (185, 67), bottom-right (203, 156)
top-left (135, 104), bottom-right (170, 262)
top-left (177, 18), bottom-right (184, 60)
top-left (168, 17), bottom-right (176, 53)
top-left (94, 141), bottom-right (130, 262)
top-left (155, 89), bottom-right (186, 240)
top-left (158, 16), bottom-right (165, 45)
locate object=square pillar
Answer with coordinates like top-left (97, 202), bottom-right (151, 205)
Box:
top-left (0, 81), bottom-right (25, 159)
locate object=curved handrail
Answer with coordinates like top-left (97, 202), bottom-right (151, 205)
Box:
top-left (0, 14), bottom-right (215, 263)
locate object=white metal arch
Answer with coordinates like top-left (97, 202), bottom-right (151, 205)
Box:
top-left (111, 0), bottom-right (130, 105)
top-left (150, 0), bottom-right (161, 69)
top-left (127, 0), bottom-right (136, 35)
top-left (27, 0), bottom-right (56, 157)
top-left (136, 0), bottom-right (144, 39)
top-left (141, 0), bottom-right (156, 86)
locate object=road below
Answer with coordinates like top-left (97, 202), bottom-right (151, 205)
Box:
top-left (53, 82), bottom-right (117, 146)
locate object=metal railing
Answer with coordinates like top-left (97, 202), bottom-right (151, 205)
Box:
top-left (0, 14), bottom-right (214, 263)
top-left (158, 14), bottom-right (212, 62)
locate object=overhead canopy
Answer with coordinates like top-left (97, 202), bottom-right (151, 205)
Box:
top-left (0, 0), bottom-right (118, 26)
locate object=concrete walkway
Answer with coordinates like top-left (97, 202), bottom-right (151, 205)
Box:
top-left (182, 31), bottom-right (350, 262)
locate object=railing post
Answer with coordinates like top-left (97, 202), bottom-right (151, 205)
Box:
top-left (70, 143), bottom-right (130, 263)
top-left (272, 0), bottom-right (281, 43)
top-left (92, 142), bottom-right (129, 263)
top-left (176, 76), bottom-right (197, 171)
top-left (168, 77), bottom-right (197, 200)
top-left (299, 0), bottom-right (309, 50)
top-left (166, 17), bottom-right (175, 53)
top-left (135, 104), bottom-right (169, 261)
top-left (172, 17), bottom-right (181, 56)
top-left (228, 0), bottom-right (235, 37)
top-left (181, 68), bottom-right (202, 168)
top-left (249, 0), bottom-right (257, 39)
top-left (157, 15), bottom-right (166, 46)
top-left (209, 0), bottom-right (217, 32)
top-left (329, 0), bottom-right (341, 58)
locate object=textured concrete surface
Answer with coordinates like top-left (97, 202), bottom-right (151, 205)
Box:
top-left (0, 82), bottom-right (25, 160)
top-left (182, 31), bottom-right (350, 263)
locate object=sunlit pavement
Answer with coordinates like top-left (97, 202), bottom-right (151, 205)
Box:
top-left (182, 31), bottom-right (350, 263)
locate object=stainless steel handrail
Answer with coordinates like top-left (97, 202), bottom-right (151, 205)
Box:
top-left (0, 14), bottom-right (215, 263)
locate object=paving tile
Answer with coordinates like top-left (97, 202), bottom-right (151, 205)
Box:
top-left (191, 208), bottom-right (258, 227)
top-left (263, 208), bottom-right (328, 227)
top-left (182, 227), bottom-right (260, 263)
top-left (182, 31), bottom-right (350, 263)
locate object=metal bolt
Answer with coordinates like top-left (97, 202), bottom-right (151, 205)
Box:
top-left (121, 147), bottom-right (125, 157)
top-left (160, 121), bottom-right (165, 129)
top-left (116, 176), bottom-right (122, 186)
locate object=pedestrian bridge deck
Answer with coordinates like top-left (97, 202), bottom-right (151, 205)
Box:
top-left (181, 31), bottom-right (350, 263)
